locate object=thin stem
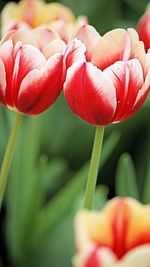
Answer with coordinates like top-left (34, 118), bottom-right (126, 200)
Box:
top-left (0, 112), bottom-right (22, 208)
top-left (84, 126), bottom-right (105, 210)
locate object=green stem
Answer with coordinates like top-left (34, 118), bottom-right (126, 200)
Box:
top-left (0, 112), bottom-right (22, 208)
top-left (84, 126), bottom-right (105, 210)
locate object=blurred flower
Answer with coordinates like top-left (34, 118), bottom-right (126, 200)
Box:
top-left (64, 25), bottom-right (150, 126)
top-left (1, 0), bottom-right (88, 43)
top-left (0, 28), bottom-right (66, 115)
top-left (73, 197), bottom-right (150, 267)
top-left (137, 3), bottom-right (150, 52)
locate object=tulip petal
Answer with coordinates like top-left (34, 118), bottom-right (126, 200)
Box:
top-left (92, 29), bottom-right (131, 70)
top-left (36, 2), bottom-right (75, 25)
top-left (75, 210), bottom-right (114, 250)
top-left (64, 61), bottom-right (116, 125)
top-left (0, 59), bottom-right (6, 104)
top-left (64, 39), bottom-right (86, 69)
top-left (103, 197), bottom-right (131, 259)
top-left (17, 53), bottom-right (63, 114)
top-left (0, 40), bottom-right (14, 106)
top-left (43, 39), bottom-right (66, 58)
top-left (74, 247), bottom-right (117, 267)
top-left (103, 59), bottom-right (144, 123)
top-left (84, 246), bottom-right (117, 267)
top-left (31, 27), bottom-right (59, 49)
top-left (118, 245), bottom-right (150, 267)
top-left (125, 200), bottom-right (150, 251)
top-left (0, 29), bottom-right (37, 46)
top-left (74, 25), bottom-right (100, 61)
top-left (21, 0), bottom-right (41, 27)
top-left (129, 68), bottom-right (150, 118)
top-left (12, 42), bottom-right (46, 105)
top-left (1, 2), bottom-right (21, 25)
top-left (127, 28), bottom-right (146, 76)
top-left (137, 14), bottom-right (150, 52)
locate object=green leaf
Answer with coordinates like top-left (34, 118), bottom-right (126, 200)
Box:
top-left (39, 156), bottom-right (68, 197)
top-left (30, 129), bottom-right (121, 246)
top-left (143, 165), bottom-right (150, 203)
top-left (6, 116), bottom-right (42, 262)
top-left (115, 153), bottom-right (139, 199)
top-left (142, 129), bottom-right (150, 203)
top-left (93, 185), bottom-right (109, 210)
top-left (30, 162), bottom-right (88, 246)
top-left (101, 130), bottom-right (121, 167)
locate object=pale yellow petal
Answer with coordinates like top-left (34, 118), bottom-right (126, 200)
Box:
top-left (43, 39), bottom-right (66, 58)
top-left (117, 245), bottom-right (150, 267)
top-left (127, 28), bottom-right (146, 76)
top-left (92, 29), bottom-right (130, 70)
top-left (75, 210), bottom-right (113, 251)
top-left (35, 2), bottom-right (75, 26)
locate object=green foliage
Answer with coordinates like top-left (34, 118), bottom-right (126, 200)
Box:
top-left (0, 0), bottom-right (150, 267)
top-left (4, 117), bottom-right (120, 266)
top-left (115, 153), bottom-right (139, 199)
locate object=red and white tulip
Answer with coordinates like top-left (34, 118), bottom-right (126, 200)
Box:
top-left (73, 197), bottom-right (150, 267)
top-left (0, 28), bottom-right (66, 115)
top-left (64, 25), bottom-right (150, 126)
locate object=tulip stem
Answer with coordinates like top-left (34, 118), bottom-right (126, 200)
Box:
top-left (84, 126), bottom-right (105, 210)
top-left (0, 112), bottom-right (22, 209)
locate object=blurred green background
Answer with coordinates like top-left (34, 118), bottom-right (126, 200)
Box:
top-left (0, 0), bottom-right (150, 267)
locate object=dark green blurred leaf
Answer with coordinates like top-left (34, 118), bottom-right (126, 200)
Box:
top-left (115, 153), bottom-right (139, 199)
top-left (123, 0), bottom-right (148, 14)
top-left (101, 130), bottom-right (121, 167)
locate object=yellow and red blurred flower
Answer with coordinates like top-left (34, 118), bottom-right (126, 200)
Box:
top-left (0, 28), bottom-right (66, 115)
top-left (73, 197), bottom-right (150, 267)
top-left (137, 3), bottom-right (150, 51)
top-left (1, 0), bottom-right (88, 43)
top-left (64, 25), bottom-right (150, 126)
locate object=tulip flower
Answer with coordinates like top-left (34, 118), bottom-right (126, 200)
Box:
top-left (0, 27), bottom-right (65, 208)
top-left (63, 25), bottom-right (150, 210)
top-left (0, 28), bottom-right (65, 115)
top-left (1, 0), bottom-right (88, 43)
top-left (73, 197), bottom-right (150, 267)
top-left (64, 25), bottom-right (150, 126)
top-left (137, 3), bottom-right (150, 51)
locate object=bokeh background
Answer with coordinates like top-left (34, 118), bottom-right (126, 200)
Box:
top-left (0, 0), bottom-right (150, 267)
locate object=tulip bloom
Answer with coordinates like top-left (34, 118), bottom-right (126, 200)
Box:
top-left (1, 0), bottom-right (88, 43)
top-left (64, 25), bottom-right (150, 126)
top-left (137, 3), bottom-right (150, 51)
top-left (0, 28), bottom-right (65, 115)
top-left (73, 197), bottom-right (150, 267)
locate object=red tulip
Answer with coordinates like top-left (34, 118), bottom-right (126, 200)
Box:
top-left (137, 4), bottom-right (150, 51)
top-left (64, 25), bottom-right (150, 126)
top-left (0, 28), bottom-right (66, 115)
top-left (73, 197), bottom-right (150, 267)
